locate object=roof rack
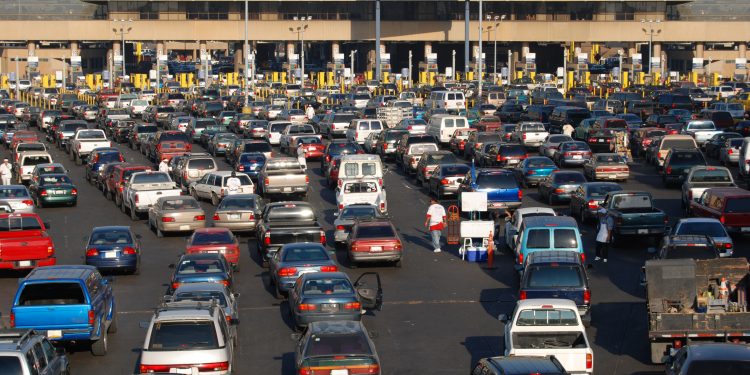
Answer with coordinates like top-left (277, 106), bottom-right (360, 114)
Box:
top-left (154, 299), bottom-right (218, 319)
top-left (0, 329), bottom-right (35, 349)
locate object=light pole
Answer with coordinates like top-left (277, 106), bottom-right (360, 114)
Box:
top-left (290, 16), bottom-right (311, 84)
top-left (113, 18), bottom-right (132, 80)
top-left (478, 0), bottom-right (483, 102)
top-left (350, 50), bottom-right (357, 85)
top-left (452, 50), bottom-right (456, 81)
top-left (618, 49), bottom-right (623, 84)
top-left (408, 50), bottom-right (412, 88)
top-left (486, 14), bottom-right (505, 83)
top-left (244, 0), bottom-right (249, 107)
top-left (641, 19), bottom-right (661, 74)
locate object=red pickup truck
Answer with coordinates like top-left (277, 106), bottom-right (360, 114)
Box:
top-left (689, 187), bottom-right (750, 233)
top-left (0, 213), bottom-right (55, 269)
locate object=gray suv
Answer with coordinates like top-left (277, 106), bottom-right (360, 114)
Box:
top-left (0, 329), bottom-right (70, 375)
top-left (139, 300), bottom-right (236, 374)
top-left (172, 152), bottom-right (217, 189)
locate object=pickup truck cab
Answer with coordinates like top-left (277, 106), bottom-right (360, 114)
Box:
top-left (255, 202), bottom-right (326, 263)
top-left (336, 178), bottom-right (387, 214)
top-left (602, 191), bottom-right (668, 245)
top-left (258, 157), bottom-right (309, 199)
top-left (514, 216), bottom-right (583, 269)
top-left (11, 265), bottom-right (116, 355)
top-left (278, 124), bottom-right (320, 154)
top-left (680, 120), bottom-right (722, 146)
top-left (500, 299), bottom-right (594, 374)
top-left (689, 187), bottom-right (750, 233)
top-left (122, 171), bottom-right (182, 220)
top-left (520, 250), bottom-right (592, 326)
top-left (680, 166), bottom-right (735, 211)
top-left (0, 213), bottom-right (55, 270)
top-left (69, 129), bottom-right (110, 165)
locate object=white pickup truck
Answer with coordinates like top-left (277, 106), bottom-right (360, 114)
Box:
top-left (513, 122), bottom-right (550, 148)
top-left (680, 120), bottom-right (722, 147)
top-left (122, 171), bottom-right (182, 220)
top-left (501, 299), bottom-right (594, 374)
top-left (336, 178), bottom-right (388, 215)
top-left (69, 129), bottom-right (111, 165)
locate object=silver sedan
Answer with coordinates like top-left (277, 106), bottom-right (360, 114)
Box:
top-left (539, 134), bottom-right (574, 158)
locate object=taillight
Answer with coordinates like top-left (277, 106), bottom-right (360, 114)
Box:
top-left (496, 155), bottom-right (506, 162)
top-left (264, 231), bottom-right (271, 246)
top-left (720, 215), bottom-right (725, 224)
top-left (212, 214), bottom-right (220, 221)
top-left (586, 353), bottom-right (593, 369)
top-left (298, 304), bottom-right (316, 311)
top-left (519, 290), bottom-right (527, 300)
top-left (673, 339), bottom-right (683, 349)
top-left (320, 230), bottom-right (327, 245)
top-left (588, 138), bottom-right (596, 143)
top-left (71, 189), bottom-right (78, 195)
top-left (584, 289), bottom-right (591, 304)
top-left (440, 178), bottom-right (450, 185)
top-left (554, 188), bottom-right (564, 193)
top-left (728, 149), bottom-right (734, 154)
top-left (123, 247), bottom-right (137, 255)
top-left (518, 253), bottom-right (523, 264)
top-left (522, 133), bottom-right (527, 140)
top-left (238, 165), bottom-right (244, 171)
top-left (134, 194), bottom-right (139, 203)
top-left (338, 203), bottom-right (344, 210)
top-left (22, 200), bottom-right (33, 206)
top-left (9, 312), bottom-right (14, 328)
top-left (588, 200), bottom-right (598, 209)
top-left (305, 175), bottom-right (310, 184)
top-left (518, 190), bottom-right (523, 200)
top-left (725, 243), bottom-right (733, 249)
top-left (580, 253), bottom-right (586, 263)
top-left (336, 225), bottom-right (345, 230)
top-left (344, 302), bottom-right (361, 310)
top-left (526, 170), bottom-right (536, 175)
top-left (194, 215), bottom-right (205, 221)
top-left (161, 217), bottom-right (175, 222)
top-left (264, 177), bottom-right (270, 185)
top-left (320, 265), bottom-right (338, 272)
top-left (88, 310), bottom-right (95, 325)
top-left (40, 190), bottom-right (48, 197)
top-left (86, 248), bottom-right (99, 256)
top-left (278, 267), bottom-right (297, 277)
top-left (666, 166), bottom-right (672, 174)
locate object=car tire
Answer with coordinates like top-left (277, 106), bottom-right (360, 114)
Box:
top-left (107, 312), bottom-right (118, 334)
top-left (394, 258), bottom-right (402, 268)
top-left (130, 205), bottom-right (139, 221)
top-left (211, 193), bottom-right (220, 206)
top-left (90, 328), bottom-right (108, 356)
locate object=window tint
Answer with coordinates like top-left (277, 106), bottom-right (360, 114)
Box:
top-left (526, 229), bottom-right (551, 249)
top-left (188, 159), bottom-right (216, 170)
top-left (302, 278), bottom-right (354, 295)
top-left (356, 224), bottom-right (395, 239)
top-left (191, 231), bottom-right (233, 245)
top-left (18, 283), bottom-right (85, 305)
top-left (475, 173), bottom-right (517, 189)
top-left (553, 173), bottom-right (586, 184)
top-left (553, 229), bottom-right (579, 249)
top-left (282, 246), bottom-right (329, 262)
top-left (173, 291), bottom-right (228, 307)
top-left (0, 356), bottom-right (23, 375)
top-left (662, 139), bottom-right (697, 150)
top-left (148, 321), bottom-right (219, 351)
top-left (725, 199), bottom-right (750, 213)
top-left (526, 265), bottom-right (584, 288)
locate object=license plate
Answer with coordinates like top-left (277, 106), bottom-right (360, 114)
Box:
top-left (370, 246), bottom-right (383, 252)
top-left (331, 370), bottom-right (349, 375)
top-left (638, 229), bottom-right (649, 234)
top-left (598, 139), bottom-right (604, 142)
top-left (283, 187), bottom-right (292, 192)
top-left (573, 155), bottom-right (582, 159)
top-left (104, 251), bottom-right (117, 259)
top-left (321, 303), bottom-right (339, 313)
top-left (172, 369), bottom-right (193, 375)
top-left (742, 227), bottom-right (750, 233)
top-left (229, 214), bottom-right (241, 220)
top-left (18, 260), bottom-right (31, 267)
top-left (47, 330), bottom-right (62, 339)
top-left (179, 225), bottom-right (190, 231)
top-left (508, 159), bottom-right (518, 164)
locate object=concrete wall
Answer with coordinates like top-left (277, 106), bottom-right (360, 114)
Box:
top-left (0, 20), bottom-right (749, 42)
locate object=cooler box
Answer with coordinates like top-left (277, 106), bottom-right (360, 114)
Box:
top-left (466, 246), bottom-right (488, 262)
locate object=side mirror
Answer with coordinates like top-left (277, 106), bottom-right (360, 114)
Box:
top-left (290, 332), bottom-right (302, 341)
top-left (233, 292), bottom-right (241, 298)
top-left (498, 314), bottom-right (509, 323)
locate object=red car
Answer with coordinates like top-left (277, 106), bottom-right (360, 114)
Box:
top-left (346, 218), bottom-right (403, 267)
top-left (326, 156), bottom-right (342, 188)
top-left (0, 213), bottom-right (56, 270)
top-left (689, 187), bottom-right (750, 233)
top-left (106, 164), bottom-right (153, 205)
top-left (296, 137), bottom-right (325, 160)
top-left (185, 228), bottom-right (241, 270)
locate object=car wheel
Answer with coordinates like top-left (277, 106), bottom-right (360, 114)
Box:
top-left (211, 193), bottom-right (220, 206)
top-left (107, 312), bottom-right (118, 334)
top-left (394, 258), bottom-right (403, 268)
top-left (130, 206), bottom-right (139, 221)
top-left (90, 328), bottom-right (108, 356)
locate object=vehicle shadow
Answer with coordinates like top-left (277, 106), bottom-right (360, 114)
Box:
top-left (590, 301), bottom-right (652, 366)
top-left (461, 335), bottom-right (503, 369)
top-left (276, 351), bottom-right (297, 375)
top-left (478, 287), bottom-right (519, 325)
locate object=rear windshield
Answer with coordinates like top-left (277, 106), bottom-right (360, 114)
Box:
top-left (239, 154), bottom-right (266, 164)
top-left (611, 194), bottom-right (652, 210)
top-left (516, 308), bottom-right (579, 326)
top-left (669, 152), bottom-right (705, 166)
top-left (148, 321), bottom-right (219, 351)
top-left (526, 229), bottom-right (550, 249)
top-left (305, 333), bottom-right (372, 356)
top-left (690, 169), bottom-right (732, 182)
top-left (526, 265), bottom-right (584, 288)
top-left (684, 360), bottom-right (750, 375)
top-left (409, 144), bottom-right (438, 154)
top-left (192, 231), bottom-right (233, 245)
top-left (712, 112), bottom-right (733, 121)
top-left (475, 173), bottom-right (517, 189)
top-left (77, 130), bottom-right (105, 139)
top-left (96, 153), bottom-right (120, 163)
top-left (303, 278), bottom-right (354, 295)
top-left (162, 199), bottom-right (200, 210)
top-left (39, 175), bottom-right (72, 186)
top-left (676, 222), bottom-right (727, 237)
top-left (22, 156), bottom-right (50, 166)
top-left (689, 122), bottom-right (715, 130)
top-left (477, 134), bottom-right (502, 143)
top-left (89, 230), bottom-right (132, 245)
top-left (500, 145), bottom-right (527, 156)
top-left (343, 162), bottom-right (379, 177)
top-left (131, 173), bottom-right (171, 184)
top-left (385, 131), bottom-right (408, 141)
top-left (61, 123), bottom-right (87, 131)
top-left (244, 142), bottom-right (272, 153)
top-left (188, 159), bottom-right (216, 170)
top-left (441, 164), bottom-right (470, 175)
top-left (588, 184), bottom-right (622, 197)
top-left (553, 173), bottom-right (586, 184)
top-left (666, 245), bottom-right (717, 260)
top-left (282, 246), bottom-right (329, 262)
top-left (267, 205), bottom-right (315, 221)
top-left (662, 139), bottom-right (697, 150)
top-left (271, 123), bottom-right (290, 132)
top-left (158, 132), bottom-right (189, 142)
top-left (333, 114), bottom-right (356, 123)
top-left (343, 182), bottom-right (378, 193)
top-left (340, 206), bottom-right (378, 220)
top-left (725, 199), bottom-right (750, 214)
top-left (554, 229), bottom-right (579, 249)
top-left (356, 224), bottom-right (395, 238)
top-left (219, 197), bottom-right (257, 210)
top-left (0, 216), bottom-right (40, 230)
top-left (522, 123), bottom-right (546, 131)
top-left (18, 283), bottom-right (85, 305)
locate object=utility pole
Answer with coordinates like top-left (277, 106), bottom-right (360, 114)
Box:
top-left (244, 0), bottom-right (249, 107)
top-left (375, 0), bottom-right (381, 81)
top-left (478, 0), bottom-right (483, 101)
top-left (408, 50), bottom-right (412, 88)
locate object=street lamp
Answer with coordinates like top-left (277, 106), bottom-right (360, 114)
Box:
top-left (478, 0), bottom-right (483, 102)
top-left (641, 19), bottom-right (661, 74)
top-left (112, 18), bottom-right (132, 81)
top-left (244, 0), bottom-right (250, 108)
top-left (290, 16), bottom-right (311, 84)
top-left (350, 49), bottom-right (357, 85)
top-left (486, 14), bottom-right (506, 83)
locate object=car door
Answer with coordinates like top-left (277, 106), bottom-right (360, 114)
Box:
top-left (86, 273), bottom-right (106, 334)
top-left (504, 210), bottom-right (519, 250)
top-left (193, 174), bottom-right (209, 197)
top-left (31, 342), bottom-right (50, 375)
top-left (40, 339), bottom-right (63, 375)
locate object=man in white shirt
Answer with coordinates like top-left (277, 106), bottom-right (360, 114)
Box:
top-left (305, 104), bottom-right (315, 120)
top-left (424, 198), bottom-right (447, 253)
top-left (158, 158), bottom-right (170, 173)
top-left (0, 158), bottom-right (12, 185)
top-left (562, 123), bottom-right (575, 137)
top-left (595, 207), bottom-right (614, 262)
top-left (226, 172), bottom-right (242, 195)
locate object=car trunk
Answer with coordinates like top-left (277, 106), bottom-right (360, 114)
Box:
top-left (0, 232), bottom-right (51, 262)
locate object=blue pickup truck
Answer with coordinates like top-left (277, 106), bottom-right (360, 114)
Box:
top-left (10, 265), bottom-right (116, 356)
top-left (457, 169), bottom-right (523, 212)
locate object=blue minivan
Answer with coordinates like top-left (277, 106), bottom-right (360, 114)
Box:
top-left (514, 216), bottom-right (584, 270)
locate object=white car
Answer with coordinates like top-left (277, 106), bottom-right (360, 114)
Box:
top-left (345, 119), bottom-right (384, 145)
top-left (266, 121), bottom-right (292, 145)
top-left (336, 178), bottom-right (387, 215)
top-left (500, 299), bottom-right (594, 374)
top-left (503, 207), bottom-right (557, 252)
top-left (189, 171), bottom-right (255, 205)
top-left (129, 99), bottom-right (150, 118)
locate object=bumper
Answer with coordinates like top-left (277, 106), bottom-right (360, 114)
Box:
top-left (160, 222), bottom-right (206, 232)
top-left (437, 185), bottom-right (460, 195)
top-left (488, 201), bottom-right (522, 210)
top-left (550, 192), bottom-right (573, 202)
top-left (523, 176), bottom-right (548, 185)
top-left (263, 186), bottom-right (308, 194)
top-left (212, 221), bottom-right (257, 232)
top-left (350, 250), bottom-right (402, 262)
top-left (594, 172), bottom-right (629, 180)
top-left (334, 229), bottom-right (350, 243)
top-left (0, 257), bottom-right (56, 269)
top-left (294, 311), bottom-right (362, 326)
top-left (86, 256), bottom-right (137, 270)
top-left (561, 158), bottom-right (587, 166)
top-left (40, 196), bottom-right (77, 205)
top-left (615, 226), bottom-right (666, 236)
top-left (304, 151), bottom-right (324, 159)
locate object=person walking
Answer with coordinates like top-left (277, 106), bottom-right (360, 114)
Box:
top-left (297, 143), bottom-right (307, 171)
top-left (595, 207), bottom-right (614, 262)
top-left (158, 158), bottom-right (170, 173)
top-left (0, 158), bottom-right (13, 185)
top-left (225, 171), bottom-right (242, 195)
top-left (425, 198), bottom-right (447, 253)
top-left (305, 104), bottom-right (315, 120)
top-left (562, 123), bottom-right (574, 137)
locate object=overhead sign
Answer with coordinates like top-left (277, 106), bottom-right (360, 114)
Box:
top-left (289, 53), bottom-right (299, 64)
top-left (692, 57), bottom-right (703, 70)
top-left (70, 56), bottom-right (81, 68)
top-left (577, 53), bottom-right (588, 65)
top-left (380, 53), bottom-right (390, 65)
top-left (632, 53), bottom-right (642, 66)
top-left (113, 55), bottom-right (123, 64)
top-left (333, 53), bottom-right (344, 64)
top-left (650, 57), bottom-right (661, 69)
top-left (736, 58), bottom-right (747, 70)
top-left (27, 56), bottom-right (38, 69)
top-left (426, 53), bottom-right (437, 65)
top-left (526, 53), bottom-right (536, 65)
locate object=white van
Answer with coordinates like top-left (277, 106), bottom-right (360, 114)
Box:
top-left (346, 119), bottom-right (384, 145)
top-left (338, 154), bottom-right (385, 187)
top-left (426, 90), bottom-right (466, 110)
top-left (426, 115), bottom-right (469, 144)
top-left (738, 137), bottom-right (750, 182)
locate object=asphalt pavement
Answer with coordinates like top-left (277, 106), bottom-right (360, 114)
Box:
top-left (1, 122), bottom-right (747, 375)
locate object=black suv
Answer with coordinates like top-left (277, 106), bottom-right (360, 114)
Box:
top-left (656, 94), bottom-right (693, 113)
top-left (519, 250), bottom-right (592, 326)
top-left (662, 148), bottom-right (707, 186)
top-left (472, 355), bottom-right (568, 375)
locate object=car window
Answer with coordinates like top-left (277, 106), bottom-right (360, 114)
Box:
top-left (553, 229), bottom-right (579, 249)
top-left (148, 321), bottom-right (219, 351)
top-left (302, 278), bottom-right (354, 295)
top-left (25, 351), bottom-right (39, 375)
top-left (90, 230), bottom-right (132, 245)
top-left (305, 333), bottom-right (372, 356)
top-left (18, 282), bottom-right (85, 305)
top-left (356, 224), bottom-right (395, 239)
top-left (32, 344), bottom-right (47, 371)
top-left (188, 159), bottom-right (215, 170)
top-left (282, 247), bottom-right (329, 262)
top-left (685, 360), bottom-right (750, 374)
top-left (516, 308), bottom-right (579, 326)
top-left (173, 291), bottom-right (228, 307)
top-left (41, 340), bottom-right (56, 364)
top-left (526, 229), bottom-right (550, 249)
top-left (725, 199), bottom-right (750, 214)
top-left (162, 199), bottom-right (200, 210)
top-left (191, 231), bottom-right (233, 245)
top-left (527, 265), bottom-right (584, 288)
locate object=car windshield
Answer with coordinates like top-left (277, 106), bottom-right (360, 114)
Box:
top-left (562, 142), bottom-right (589, 151)
top-left (549, 135), bottom-right (572, 143)
top-left (244, 142), bottom-right (272, 153)
top-left (356, 224), bottom-right (395, 239)
top-left (500, 145), bottom-right (527, 156)
top-left (691, 169), bottom-right (732, 182)
top-left (282, 246), bottom-right (329, 262)
top-left (303, 278), bottom-right (354, 295)
top-left (192, 231), bottom-right (233, 245)
top-left (77, 130), bottom-right (105, 139)
top-left (662, 139), bottom-right (697, 150)
top-left (0, 357), bottom-right (22, 374)
top-left (689, 122), bottom-right (715, 130)
top-left (89, 229), bottom-right (132, 245)
top-left (37, 165), bottom-right (65, 174)
top-left (476, 173), bottom-right (517, 189)
top-left (426, 153), bottom-right (458, 164)
top-left (676, 222), bottom-right (727, 237)
top-left (595, 154), bottom-right (624, 163)
top-left (177, 259), bottom-right (225, 274)
top-left (526, 265), bottom-right (584, 288)
top-left (340, 206), bottom-right (378, 220)
top-left (173, 291), bottom-right (227, 307)
top-left (441, 164), bottom-right (470, 176)
top-left (18, 282), bottom-right (84, 305)
top-left (148, 321), bottom-right (219, 351)
top-left (219, 197), bottom-right (257, 210)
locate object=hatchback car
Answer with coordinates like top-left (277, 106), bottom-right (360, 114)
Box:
top-left (538, 170), bottom-right (588, 205)
top-left (186, 228), bottom-right (241, 270)
top-left (269, 243), bottom-right (338, 299)
top-left (169, 253), bottom-right (234, 293)
top-left (84, 226), bottom-right (141, 274)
